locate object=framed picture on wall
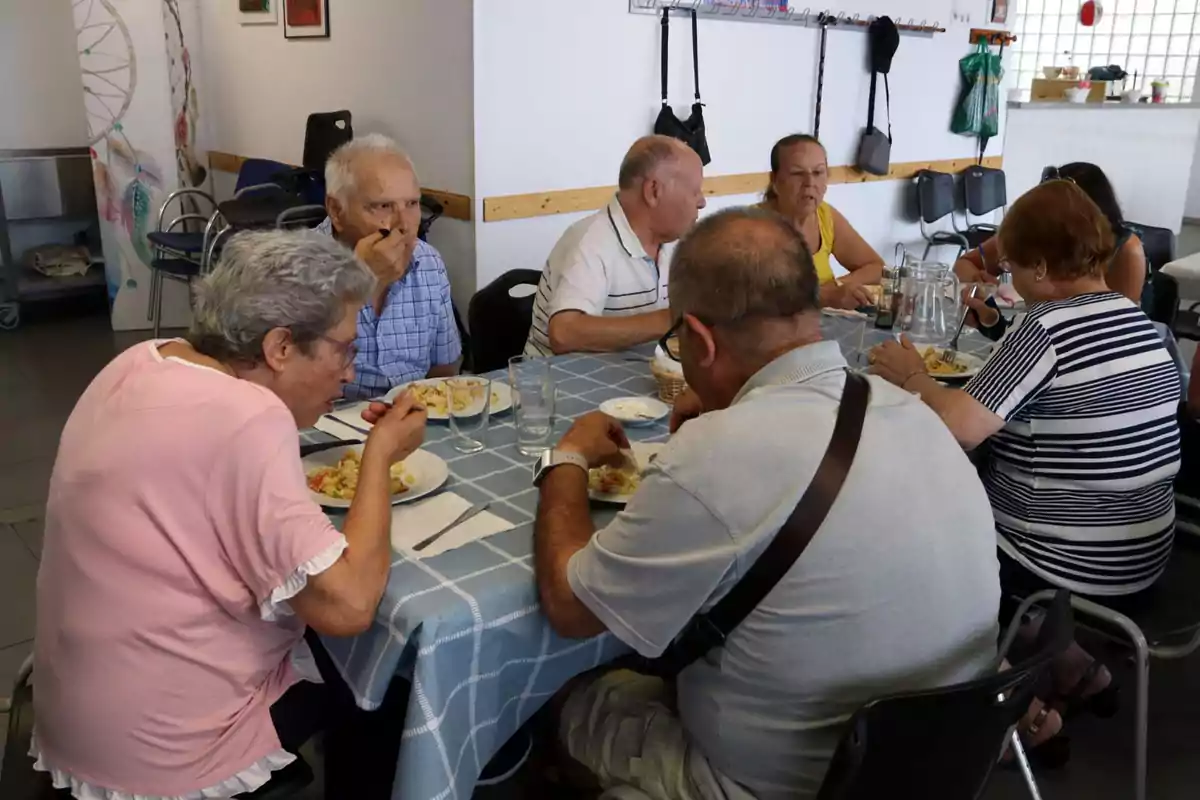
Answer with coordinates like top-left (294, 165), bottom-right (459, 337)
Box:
top-left (238, 0), bottom-right (278, 25)
top-left (991, 0), bottom-right (1009, 24)
top-left (284, 0), bottom-right (330, 39)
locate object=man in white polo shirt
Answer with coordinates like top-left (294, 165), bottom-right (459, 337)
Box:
top-left (532, 208), bottom-right (1001, 800)
top-left (524, 135), bottom-right (706, 357)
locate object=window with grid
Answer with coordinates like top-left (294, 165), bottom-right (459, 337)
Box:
top-left (1010, 0), bottom-right (1200, 102)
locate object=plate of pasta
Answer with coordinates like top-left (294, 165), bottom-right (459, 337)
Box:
top-left (920, 347), bottom-right (985, 380)
top-left (588, 443), bottom-right (663, 505)
top-left (384, 378), bottom-right (513, 420)
top-left (303, 445), bottom-right (449, 509)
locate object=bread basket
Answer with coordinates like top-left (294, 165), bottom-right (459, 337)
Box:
top-left (651, 341), bottom-right (688, 402)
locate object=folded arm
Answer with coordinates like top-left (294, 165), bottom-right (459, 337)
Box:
top-left (548, 309), bottom-right (672, 355)
top-left (830, 205), bottom-right (884, 287)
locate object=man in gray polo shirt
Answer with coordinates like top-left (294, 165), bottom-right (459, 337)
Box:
top-left (533, 208), bottom-right (1001, 799)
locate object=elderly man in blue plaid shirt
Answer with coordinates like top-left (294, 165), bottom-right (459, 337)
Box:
top-left (317, 134), bottom-right (461, 400)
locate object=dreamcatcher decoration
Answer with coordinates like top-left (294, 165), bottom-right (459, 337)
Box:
top-left (164, 0), bottom-right (206, 190)
top-left (76, 0), bottom-right (163, 296)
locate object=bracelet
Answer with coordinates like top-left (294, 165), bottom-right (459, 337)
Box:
top-left (901, 370), bottom-right (927, 389)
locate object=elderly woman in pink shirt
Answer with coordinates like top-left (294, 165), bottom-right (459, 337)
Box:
top-left (31, 230), bottom-right (427, 798)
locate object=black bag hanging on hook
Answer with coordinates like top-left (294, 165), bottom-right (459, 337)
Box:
top-left (855, 16), bottom-right (899, 175)
top-left (653, 8), bottom-right (712, 165)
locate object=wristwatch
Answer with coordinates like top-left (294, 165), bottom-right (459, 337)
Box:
top-left (532, 449), bottom-right (589, 487)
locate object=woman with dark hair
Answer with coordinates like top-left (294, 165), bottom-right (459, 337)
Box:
top-left (760, 134), bottom-right (885, 309)
top-left (873, 180), bottom-right (1180, 762)
top-left (955, 162), bottom-right (1147, 302)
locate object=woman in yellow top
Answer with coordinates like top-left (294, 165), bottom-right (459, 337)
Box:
top-left (761, 134), bottom-right (886, 309)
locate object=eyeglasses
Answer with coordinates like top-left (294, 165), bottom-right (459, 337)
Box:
top-left (318, 334), bottom-right (358, 369)
top-left (659, 317), bottom-right (685, 362)
top-left (1041, 166), bottom-right (1075, 185)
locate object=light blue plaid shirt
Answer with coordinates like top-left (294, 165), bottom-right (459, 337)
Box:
top-left (317, 218), bottom-right (462, 400)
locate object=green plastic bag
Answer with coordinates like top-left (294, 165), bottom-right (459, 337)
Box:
top-left (952, 40), bottom-right (1002, 139)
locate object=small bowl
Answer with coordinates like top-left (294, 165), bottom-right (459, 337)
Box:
top-left (1065, 86), bottom-right (1090, 103)
top-left (1061, 66), bottom-right (1081, 80)
top-left (1122, 89), bottom-right (1144, 104)
top-left (1043, 66), bottom-right (1063, 79)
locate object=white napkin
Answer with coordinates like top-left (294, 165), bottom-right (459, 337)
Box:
top-left (314, 403), bottom-right (373, 439)
top-left (390, 492), bottom-right (516, 559)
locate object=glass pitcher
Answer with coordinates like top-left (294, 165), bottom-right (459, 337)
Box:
top-left (902, 261), bottom-right (960, 345)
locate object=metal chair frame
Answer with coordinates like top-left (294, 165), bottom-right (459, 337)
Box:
top-left (1000, 589), bottom-right (1200, 800)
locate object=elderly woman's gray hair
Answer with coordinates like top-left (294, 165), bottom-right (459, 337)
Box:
top-left (324, 133), bottom-right (417, 202)
top-left (669, 206), bottom-right (820, 326)
top-left (189, 229), bottom-right (375, 364)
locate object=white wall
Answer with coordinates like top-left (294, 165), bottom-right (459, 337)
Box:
top-left (1004, 105), bottom-right (1200, 233)
top-left (472, 0), bottom-right (1005, 287)
top-left (0, 0), bottom-right (88, 149)
top-left (196, 0), bottom-right (477, 308)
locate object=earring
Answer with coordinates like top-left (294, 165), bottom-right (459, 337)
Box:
top-left (1035, 269), bottom-right (1046, 282)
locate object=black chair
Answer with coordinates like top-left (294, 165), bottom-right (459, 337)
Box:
top-left (468, 269), bottom-right (542, 374)
top-left (1, 655), bottom-right (313, 799)
top-left (1142, 270), bottom-right (1180, 327)
top-left (302, 110), bottom-right (353, 173)
top-left (1004, 541), bottom-right (1200, 800)
top-left (419, 194), bottom-right (444, 243)
top-left (962, 165), bottom-right (1006, 246)
top-left (1125, 222), bottom-right (1176, 273)
top-left (1176, 406), bottom-right (1200, 541)
top-left (816, 590), bottom-right (1073, 800)
top-left (914, 170), bottom-right (969, 260)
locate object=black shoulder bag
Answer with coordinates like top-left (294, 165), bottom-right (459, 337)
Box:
top-left (651, 371), bottom-right (870, 678)
top-left (653, 8), bottom-right (712, 166)
top-left (856, 17), bottom-right (899, 176)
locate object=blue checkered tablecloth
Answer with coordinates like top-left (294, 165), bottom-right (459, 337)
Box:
top-left (300, 315), bottom-right (999, 800)
top-left (309, 307), bottom-right (1172, 798)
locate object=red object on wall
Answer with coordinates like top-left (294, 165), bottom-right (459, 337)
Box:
top-left (1080, 0), bottom-right (1103, 26)
top-left (285, 0), bottom-right (322, 27)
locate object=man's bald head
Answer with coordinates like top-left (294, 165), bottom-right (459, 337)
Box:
top-left (670, 207), bottom-right (820, 327)
top-left (617, 135), bottom-right (697, 190)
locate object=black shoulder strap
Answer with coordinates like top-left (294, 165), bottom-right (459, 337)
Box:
top-left (884, 72), bottom-right (892, 142)
top-left (660, 8), bottom-right (670, 106)
top-left (814, 18), bottom-right (829, 138)
top-left (867, 70), bottom-right (878, 132)
top-left (691, 9), bottom-right (702, 102)
top-left (655, 371), bottom-right (870, 675)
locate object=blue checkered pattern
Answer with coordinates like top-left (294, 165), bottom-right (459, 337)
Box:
top-left (302, 317), bottom-right (1000, 800)
top-left (315, 218), bottom-right (462, 400)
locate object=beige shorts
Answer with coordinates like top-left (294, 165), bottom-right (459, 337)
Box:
top-left (559, 669), bottom-right (742, 800)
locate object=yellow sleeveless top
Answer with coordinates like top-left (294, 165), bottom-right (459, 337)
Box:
top-left (811, 202), bottom-right (836, 285)
top-left (759, 200), bottom-right (836, 284)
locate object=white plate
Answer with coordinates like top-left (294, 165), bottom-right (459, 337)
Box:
top-left (303, 445), bottom-right (449, 509)
top-left (921, 348), bottom-right (986, 380)
top-left (588, 443), bottom-right (664, 505)
top-left (600, 396), bottom-right (670, 427)
top-left (384, 378), bottom-right (513, 421)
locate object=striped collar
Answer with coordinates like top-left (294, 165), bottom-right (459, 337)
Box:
top-left (732, 340), bottom-right (847, 405)
top-left (606, 196), bottom-right (651, 262)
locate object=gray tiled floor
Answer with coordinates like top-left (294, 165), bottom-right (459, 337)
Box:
top-left (4, 229), bottom-right (1200, 799)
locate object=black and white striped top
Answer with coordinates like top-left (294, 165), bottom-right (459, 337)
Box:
top-left (965, 292), bottom-right (1181, 596)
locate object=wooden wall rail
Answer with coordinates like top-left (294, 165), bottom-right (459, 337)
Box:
top-left (483, 155), bottom-right (1003, 223)
top-left (206, 150), bottom-right (473, 222)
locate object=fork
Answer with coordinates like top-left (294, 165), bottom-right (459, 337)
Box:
top-left (942, 285), bottom-right (980, 365)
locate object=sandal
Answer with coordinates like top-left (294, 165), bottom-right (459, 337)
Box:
top-left (1058, 660), bottom-right (1120, 719)
top-left (1002, 703), bottom-right (1070, 770)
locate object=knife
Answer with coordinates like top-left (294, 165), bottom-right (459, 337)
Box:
top-left (413, 502), bottom-right (491, 552)
top-left (321, 414), bottom-right (372, 436)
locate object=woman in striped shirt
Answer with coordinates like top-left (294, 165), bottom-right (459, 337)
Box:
top-left (871, 180), bottom-right (1181, 759)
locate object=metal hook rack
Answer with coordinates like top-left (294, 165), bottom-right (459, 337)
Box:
top-left (629, 0), bottom-right (946, 37)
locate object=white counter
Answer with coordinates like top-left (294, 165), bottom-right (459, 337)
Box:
top-left (1002, 101), bottom-right (1200, 232)
top-left (1007, 100), bottom-right (1200, 110)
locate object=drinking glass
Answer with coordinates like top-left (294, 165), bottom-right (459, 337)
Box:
top-left (445, 377), bottom-right (491, 454)
top-left (508, 355), bottom-right (556, 457)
